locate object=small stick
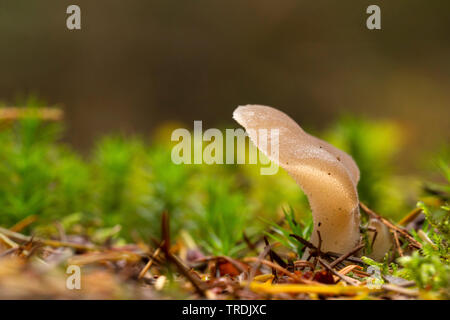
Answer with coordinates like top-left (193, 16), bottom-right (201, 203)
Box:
top-left (0, 232), bottom-right (19, 248)
top-left (398, 207), bottom-right (422, 226)
top-left (243, 232), bottom-right (258, 255)
top-left (161, 212), bottom-right (206, 297)
top-left (289, 234), bottom-right (316, 250)
top-left (312, 231), bottom-right (322, 270)
top-left (382, 284), bottom-right (419, 297)
top-left (359, 203), bottom-right (422, 249)
top-left (0, 227), bottom-right (97, 251)
top-left (318, 258), bottom-right (359, 286)
top-left (0, 247), bottom-right (18, 258)
top-left (317, 231), bottom-right (322, 254)
top-left (138, 241), bottom-right (164, 279)
top-left (369, 229), bottom-right (378, 252)
top-left (352, 269), bottom-right (371, 278)
top-left (166, 251), bottom-right (207, 296)
top-left (243, 257), bottom-right (320, 285)
top-left (417, 230), bottom-right (438, 250)
top-left (392, 231), bottom-right (403, 257)
top-left (294, 260), bottom-right (315, 270)
top-left (10, 215), bottom-right (38, 232)
top-left (247, 241), bottom-right (272, 286)
top-left (268, 248), bottom-right (288, 269)
top-left (264, 237), bottom-right (277, 280)
top-left (325, 251), bottom-right (365, 265)
top-left (329, 243), bottom-right (365, 269)
top-left (338, 264), bottom-right (364, 276)
top-left (263, 237), bottom-right (287, 269)
top-left (0, 107), bottom-right (63, 121)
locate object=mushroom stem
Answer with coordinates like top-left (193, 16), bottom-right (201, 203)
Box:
top-left (367, 218), bottom-right (393, 261)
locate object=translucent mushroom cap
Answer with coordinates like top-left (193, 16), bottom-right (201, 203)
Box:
top-left (233, 105), bottom-right (361, 254)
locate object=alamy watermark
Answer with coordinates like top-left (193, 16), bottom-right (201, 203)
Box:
top-left (366, 5), bottom-right (381, 30)
top-left (66, 265), bottom-right (81, 290)
top-left (65, 4), bottom-right (380, 31)
top-left (66, 5), bottom-right (81, 30)
top-left (171, 121), bottom-right (279, 175)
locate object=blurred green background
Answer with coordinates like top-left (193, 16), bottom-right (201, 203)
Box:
top-left (0, 1), bottom-right (448, 167)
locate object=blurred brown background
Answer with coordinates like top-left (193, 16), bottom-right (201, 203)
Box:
top-left (0, 0), bottom-right (449, 166)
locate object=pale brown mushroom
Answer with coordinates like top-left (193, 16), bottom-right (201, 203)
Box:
top-left (233, 105), bottom-right (390, 259)
top-left (368, 219), bottom-right (393, 261)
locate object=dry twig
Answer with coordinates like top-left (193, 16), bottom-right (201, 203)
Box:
top-left (359, 203), bottom-right (422, 249)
